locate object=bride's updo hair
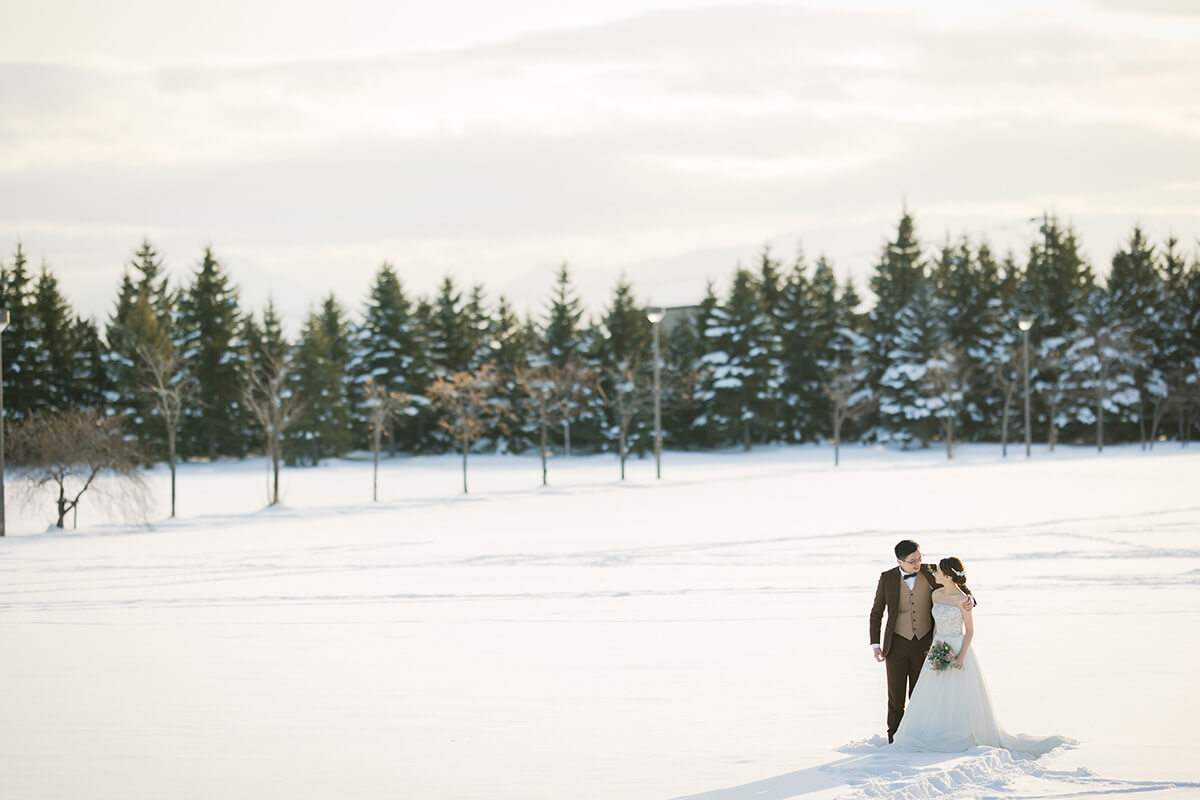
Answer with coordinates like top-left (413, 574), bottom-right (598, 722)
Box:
top-left (938, 556), bottom-right (974, 599)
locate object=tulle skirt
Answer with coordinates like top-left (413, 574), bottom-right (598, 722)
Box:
top-left (892, 635), bottom-right (1070, 756)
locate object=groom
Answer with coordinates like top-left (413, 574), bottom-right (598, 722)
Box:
top-left (868, 539), bottom-right (969, 743)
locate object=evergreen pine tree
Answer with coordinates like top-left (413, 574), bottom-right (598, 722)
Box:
top-left (177, 247), bottom-right (247, 459)
top-left (0, 243), bottom-right (37, 420)
top-left (801, 255), bottom-right (848, 441)
top-left (569, 319), bottom-right (606, 453)
top-left (689, 282), bottom-right (725, 449)
top-left (975, 247), bottom-right (1026, 451)
top-left (777, 250), bottom-right (820, 442)
top-left (704, 267), bottom-right (781, 449)
top-left (70, 317), bottom-right (111, 410)
top-left (1021, 218), bottom-right (1095, 443)
top-left (428, 276), bottom-right (473, 377)
top-left (840, 276), bottom-right (863, 324)
top-left (1179, 257), bottom-right (1200, 443)
top-left (320, 294), bottom-right (356, 457)
top-left (867, 210), bottom-right (925, 435)
top-left (869, 211), bottom-right (924, 332)
top-left (1024, 217), bottom-right (1095, 341)
top-left (757, 246), bottom-right (787, 441)
top-left (810, 256), bottom-right (841, 352)
top-left (878, 279), bottom-right (946, 447)
top-left (463, 284), bottom-right (492, 371)
top-left (1064, 286), bottom-right (1139, 450)
top-left (105, 269), bottom-right (140, 418)
top-left (757, 245), bottom-right (785, 323)
top-left (1108, 226), bottom-right (1166, 445)
top-left (596, 277), bottom-right (653, 455)
top-left (484, 296), bottom-right (535, 453)
top-left (997, 250), bottom-right (1023, 308)
top-left (28, 264), bottom-right (78, 411)
top-left (131, 239), bottom-right (172, 322)
top-left (106, 239), bottom-right (178, 455)
top-left (543, 264), bottom-right (583, 366)
top-left (660, 306), bottom-right (706, 451)
top-left (937, 238), bottom-right (1002, 440)
top-left (1155, 238), bottom-right (1195, 443)
top-left (352, 263), bottom-right (429, 453)
top-left (245, 300), bottom-right (287, 370)
top-left (598, 278), bottom-right (652, 367)
top-left (289, 309), bottom-right (348, 465)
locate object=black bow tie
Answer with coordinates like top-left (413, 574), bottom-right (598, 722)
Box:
top-left (902, 572), bottom-right (921, 580)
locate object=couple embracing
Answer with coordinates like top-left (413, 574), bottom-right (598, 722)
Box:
top-left (869, 539), bottom-right (1069, 755)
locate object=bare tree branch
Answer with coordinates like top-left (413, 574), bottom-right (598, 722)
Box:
top-left (429, 364), bottom-right (509, 494)
top-left (8, 409), bottom-right (146, 529)
top-left (244, 349), bottom-right (304, 505)
top-left (514, 356), bottom-right (598, 486)
top-left (134, 339), bottom-right (195, 517)
top-left (362, 378), bottom-right (411, 501)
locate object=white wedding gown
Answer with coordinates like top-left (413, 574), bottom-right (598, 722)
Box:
top-left (892, 601), bottom-right (1070, 755)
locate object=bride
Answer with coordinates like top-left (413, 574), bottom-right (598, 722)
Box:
top-left (891, 557), bottom-right (1070, 756)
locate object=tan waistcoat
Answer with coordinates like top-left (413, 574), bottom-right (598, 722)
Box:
top-left (895, 575), bottom-right (932, 640)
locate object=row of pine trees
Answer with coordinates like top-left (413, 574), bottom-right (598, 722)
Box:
top-left (2, 210), bottom-right (1198, 466)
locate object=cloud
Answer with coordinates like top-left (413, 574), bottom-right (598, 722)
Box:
top-left (1, 2), bottom-right (1198, 326)
top-left (1089, 0), bottom-right (1200, 17)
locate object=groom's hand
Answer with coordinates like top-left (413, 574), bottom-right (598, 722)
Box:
top-left (872, 646), bottom-right (885, 663)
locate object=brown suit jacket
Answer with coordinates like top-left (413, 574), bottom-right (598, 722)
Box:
top-left (869, 565), bottom-right (937, 657)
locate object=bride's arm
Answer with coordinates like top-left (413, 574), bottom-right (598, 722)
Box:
top-left (955, 603), bottom-right (974, 668)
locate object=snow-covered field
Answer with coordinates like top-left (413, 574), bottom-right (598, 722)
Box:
top-left (2, 444), bottom-right (1198, 799)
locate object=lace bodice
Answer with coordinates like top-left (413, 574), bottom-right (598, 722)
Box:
top-left (932, 601), bottom-right (964, 639)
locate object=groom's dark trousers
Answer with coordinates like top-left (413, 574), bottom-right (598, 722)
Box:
top-left (885, 629), bottom-right (934, 741)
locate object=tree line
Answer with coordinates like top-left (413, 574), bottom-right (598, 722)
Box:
top-left (2, 209), bottom-right (1199, 507)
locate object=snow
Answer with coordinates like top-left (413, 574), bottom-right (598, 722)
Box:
top-left (2, 444), bottom-right (1199, 799)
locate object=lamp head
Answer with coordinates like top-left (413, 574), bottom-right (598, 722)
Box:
top-left (646, 307), bottom-right (665, 324)
top-left (1018, 317), bottom-right (1034, 331)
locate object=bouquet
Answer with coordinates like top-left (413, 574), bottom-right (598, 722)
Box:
top-left (926, 640), bottom-right (960, 672)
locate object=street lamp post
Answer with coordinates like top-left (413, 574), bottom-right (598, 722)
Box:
top-left (0, 309), bottom-right (8, 537)
top-left (646, 307), bottom-right (664, 479)
top-left (1019, 317), bottom-right (1034, 459)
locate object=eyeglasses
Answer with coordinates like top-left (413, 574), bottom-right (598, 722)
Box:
top-left (900, 555), bottom-right (922, 566)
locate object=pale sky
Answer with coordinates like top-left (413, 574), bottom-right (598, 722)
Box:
top-left (2, 0), bottom-right (1198, 330)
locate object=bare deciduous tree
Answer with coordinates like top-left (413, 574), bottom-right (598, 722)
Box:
top-left (244, 350), bottom-right (304, 505)
top-left (1034, 339), bottom-right (1070, 453)
top-left (598, 348), bottom-right (651, 480)
top-left (820, 354), bottom-right (875, 467)
top-left (515, 364), bottom-right (559, 487)
top-left (1146, 371), bottom-right (1171, 449)
top-left (429, 364), bottom-right (508, 494)
top-left (362, 378), bottom-right (410, 501)
top-left (1164, 360), bottom-right (1200, 447)
top-left (8, 409), bottom-right (146, 529)
top-left (515, 356), bottom-right (598, 486)
top-left (135, 339), bottom-right (195, 518)
top-left (987, 343), bottom-right (1023, 458)
top-left (1067, 326), bottom-right (1137, 453)
top-left (555, 355), bottom-right (596, 458)
top-left (924, 346), bottom-right (975, 459)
